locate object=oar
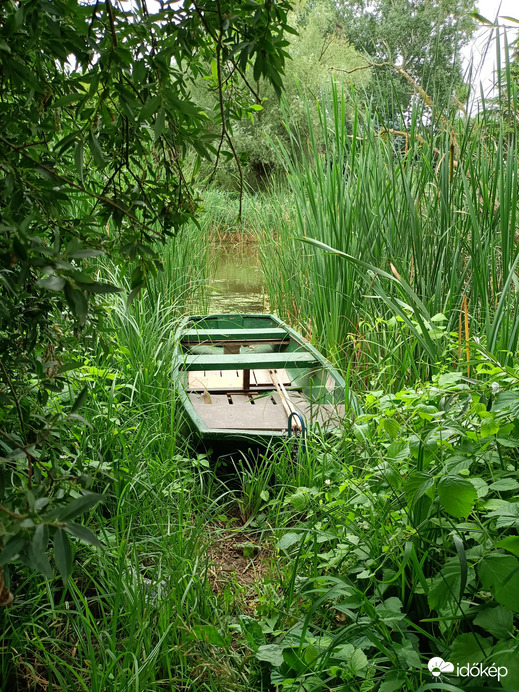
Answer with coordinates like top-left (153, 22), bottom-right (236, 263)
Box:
top-left (269, 369), bottom-right (302, 433)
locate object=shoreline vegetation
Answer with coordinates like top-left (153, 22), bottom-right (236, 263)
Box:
top-left (2, 4), bottom-right (519, 691)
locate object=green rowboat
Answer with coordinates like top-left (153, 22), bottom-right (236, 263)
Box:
top-left (173, 314), bottom-right (347, 446)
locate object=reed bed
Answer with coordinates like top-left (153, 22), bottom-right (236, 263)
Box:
top-left (256, 78), bottom-right (519, 387)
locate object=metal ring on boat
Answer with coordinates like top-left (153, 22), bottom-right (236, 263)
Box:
top-left (287, 412), bottom-right (306, 437)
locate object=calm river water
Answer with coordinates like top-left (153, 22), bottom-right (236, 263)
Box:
top-left (206, 241), bottom-right (268, 314)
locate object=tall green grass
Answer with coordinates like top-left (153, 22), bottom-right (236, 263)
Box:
top-left (257, 75), bottom-right (519, 387)
top-left (0, 225), bottom-right (246, 690)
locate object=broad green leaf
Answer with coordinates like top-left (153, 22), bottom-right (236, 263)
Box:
top-left (191, 624), bottom-right (226, 647)
top-left (478, 553), bottom-right (519, 612)
top-left (382, 417), bottom-right (400, 439)
top-left (238, 615), bottom-right (265, 650)
top-left (53, 528), bottom-right (73, 581)
top-left (256, 644), bottom-right (285, 667)
top-left (437, 372), bottom-right (463, 386)
top-left (282, 647), bottom-right (306, 673)
top-left (490, 478), bottom-right (519, 492)
top-left (492, 639), bottom-right (519, 690)
top-left (474, 605), bottom-right (514, 638)
top-left (380, 671), bottom-right (406, 692)
top-left (386, 441), bottom-right (409, 462)
top-left (497, 535), bottom-right (519, 558)
top-left (277, 532), bottom-right (301, 551)
top-left (347, 648), bottom-right (369, 675)
top-left (449, 632), bottom-right (492, 665)
top-left (404, 471), bottom-right (434, 507)
top-left (304, 644), bottom-right (318, 664)
top-left (428, 558), bottom-right (464, 611)
top-left (481, 419), bottom-right (499, 438)
top-left (438, 475), bottom-right (477, 518)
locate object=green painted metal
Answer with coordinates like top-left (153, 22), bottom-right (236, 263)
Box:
top-left (182, 352), bottom-right (318, 371)
top-left (181, 327), bottom-right (288, 341)
top-left (172, 313), bottom-right (346, 447)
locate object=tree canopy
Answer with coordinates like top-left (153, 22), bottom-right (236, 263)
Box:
top-left (335, 0), bottom-right (476, 118)
top-left (203, 0), bottom-right (370, 186)
top-left (0, 0), bottom-right (294, 582)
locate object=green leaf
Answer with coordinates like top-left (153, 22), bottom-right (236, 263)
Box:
top-left (474, 605), bottom-right (514, 638)
top-left (277, 532), bottom-right (301, 551)
top-left (191, 624), bottom-right (226, 647)
top-left (29, 524), bottom-right (52, 579)
top-left (68, 249), bottom-right (104, 259)
top-left (478, 553), bottom-right (519, 612)
top-left (154, 106), bottom-right (165, 141)
top-left (347, 648), bottom-right (369, 675)
top-left (55, 492), bottom-right (103, 522)
top-left (449, 632), bottom-right (492, 666)
top-left (470, 12), bottom-right (493, 25)
top-left (139, 95), bottom-right (162, 121)
top-left (304, 645), bottom-right (318, 664)
top-left (53, 528), bottom-right (73, 581)
top-left (437, 372), bottom-right (463, 386)
top-left (492, 639), bottom-right (519, 690)
top-left (37, 275), bottom-right (65, 291)
top-left (75, 140), bottom-right (84, 183)
top-left (490, 478), bottom-right (519, 492)
top-left (64, 522), bottom-right (103, 547)
top-left (404, 471), bottom-right (434, 507)
top-left (438, 475), bottom-right (477, 518)
top-left (83, 281), bottom-right (122, 294)
top-left (481, 419), bottom-right (499, 438)
top-left (239, 615), bottom-right (265, 650)
top-left (0, 537), bottom-right (25, 566)
top-left (379, 671), bottom-right (406, 692)
top-left (497, 535), bottom-right (519, 558)
top-left (70, 385), bottom-right (89, 414)
top-left (282, 647), bottom-right (306, 673)
top-left (386, 441), bottom-right (409, 462)
top-left (428, 558), bottom-right (464, 611)
top-left (256, 644), bottom-right (284, 667)
top-left (88, 132), bottom-right (106, 169)
top-left (382, 417), bottom-right (400, 439)
top-left (64, 283), bottom-right (88, 324)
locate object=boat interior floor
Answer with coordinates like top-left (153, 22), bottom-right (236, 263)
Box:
top-left (187, 369), bottom-right (345, 431)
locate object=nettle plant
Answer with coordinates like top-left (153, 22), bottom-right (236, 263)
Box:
top-left (253, 346), bottom-right (519, 691)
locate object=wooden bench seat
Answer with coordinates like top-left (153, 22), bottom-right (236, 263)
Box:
top-left (181, 328), bottom-right (288, 342)
top-left (181, 352), bottom-right (318, 371)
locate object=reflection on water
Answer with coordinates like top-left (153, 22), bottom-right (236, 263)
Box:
top-left (207, 241), bottom-right (268, 314)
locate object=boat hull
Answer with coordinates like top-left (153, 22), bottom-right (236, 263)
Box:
top-left (172, 314), bottom-right (347, 447)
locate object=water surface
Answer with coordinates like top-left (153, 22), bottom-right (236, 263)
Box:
top-left (206, 241), bottom-right (268, 314)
